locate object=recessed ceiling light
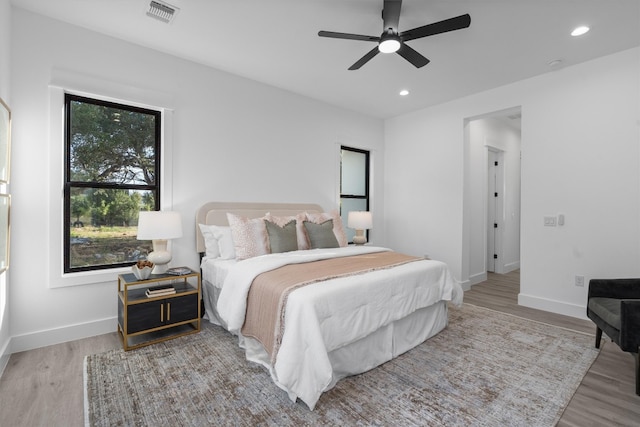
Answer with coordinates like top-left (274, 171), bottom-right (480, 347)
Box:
top-left (399, 89), bottom-right (409, 96)
top-left (547, 59), bottom-right (563, 69)
top-left (571, 26), bottom-right (590, 37)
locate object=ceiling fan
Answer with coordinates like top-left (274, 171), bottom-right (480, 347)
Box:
top-left (318, 0), bottom-right (471, 70)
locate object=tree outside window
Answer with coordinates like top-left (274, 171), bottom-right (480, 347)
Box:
top-left (64, 94), bottom-right (161, 273)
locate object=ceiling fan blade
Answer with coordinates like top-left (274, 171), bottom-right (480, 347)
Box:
top-left (400, 14), bottom-right (471, 42)
top-left (318, 30), bottom-right (379, 42)
top-left (396, 43), bottom-right (430, 68)
top-left (348, 46), bottom-right (380, 70)
top-left (382, 0), bottom-right (402, 31)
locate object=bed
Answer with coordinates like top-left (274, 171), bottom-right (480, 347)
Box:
top-left (195, 202), bottom-right (463, 410)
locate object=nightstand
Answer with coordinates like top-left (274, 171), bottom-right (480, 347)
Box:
top-left (117, 268), bottom-right (201, 350)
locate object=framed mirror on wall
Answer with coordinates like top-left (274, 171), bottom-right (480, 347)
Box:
top-left (0, 97), bottom-right (10, 184)
top-left (0, 97), bottom-right (11, 273)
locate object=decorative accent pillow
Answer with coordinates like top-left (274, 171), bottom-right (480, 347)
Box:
top-left (303, 219), bottom-right (340, 249)
top-left (264, 212), bottom-right (309, 250)
top-left (305, 210), bottom-right (348, 247)
top-left (265, 219), bottom-right (298, 253)
top-left (227, 213), bottom-right (269, 260)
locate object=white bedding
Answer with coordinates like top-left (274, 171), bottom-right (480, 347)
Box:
top-left (214, 246), bottom-right (463, 410)
top-left (200, 257), bottom-right (236, 326)
top-left (201, 257), bottom-right (236, 289)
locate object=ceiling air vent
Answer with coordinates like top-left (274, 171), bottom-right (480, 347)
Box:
top-left (146, 0), bottom-right (179, 24)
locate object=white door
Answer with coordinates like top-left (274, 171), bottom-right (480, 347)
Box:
top-left (487, 149), bottom-right (503, 273)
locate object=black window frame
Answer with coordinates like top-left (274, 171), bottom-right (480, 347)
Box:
top-left (63, 93), bottom-right (161, 273)
top-left (340, 145), bottom-right (370, 243)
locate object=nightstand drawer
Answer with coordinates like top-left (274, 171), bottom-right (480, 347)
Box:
top-left (165, 293), bottom-right (198, 324)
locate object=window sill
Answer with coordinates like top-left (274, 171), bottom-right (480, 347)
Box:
top-left (49, 266), bottom-right (131, 288)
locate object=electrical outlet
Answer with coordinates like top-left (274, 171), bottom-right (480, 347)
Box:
top-left (575, 275), bottom-right (584, 287)
top-left (544, 216), bottom-right (557, 226)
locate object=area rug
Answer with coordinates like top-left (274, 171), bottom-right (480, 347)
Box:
top-left (84, 304), bottom-right (599, 426)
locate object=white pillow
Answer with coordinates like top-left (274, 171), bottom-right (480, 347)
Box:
top-left (198, 223), bottom-right (220, 258)
top-left (213, 226), bottom-right (236, 260)
top-left (198, 224), bottom-right (236, 259)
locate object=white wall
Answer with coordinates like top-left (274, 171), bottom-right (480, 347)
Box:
top-left (8, 8), bottom-right (383, 351)
top-left (385, 47), bottom-right (640, 318)
top-left (0, 0), bottom-right (11, 375)
top-left (519, 49), bottom-right (639, 317)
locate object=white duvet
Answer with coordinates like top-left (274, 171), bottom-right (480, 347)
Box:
top-left (216, 246), bottom-right (463, 410)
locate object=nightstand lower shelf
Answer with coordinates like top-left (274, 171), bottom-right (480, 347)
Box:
top-left (117, 321), bottom-right (200, 350)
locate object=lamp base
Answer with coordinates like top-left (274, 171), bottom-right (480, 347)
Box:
top-left (353, 230), bottom-right (367, 245)
top-left (149, 260), bottom-right (170, 274)
top-left (147, 239), bottom-right (172, 274)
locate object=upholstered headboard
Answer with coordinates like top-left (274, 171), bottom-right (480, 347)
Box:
top-left (195, 201), bottom-right (324, 254)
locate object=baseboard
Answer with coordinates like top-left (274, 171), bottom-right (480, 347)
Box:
top-left (459, 279), bottom-right (471, 291)
top-left (518, 293), bottom-right (588, 320)
top-left (503, 261), bottom-right (520, 273)
top-left (10, 317), bottom-right (117, 353)
top-left (469, 271), bottom-right (487, 286)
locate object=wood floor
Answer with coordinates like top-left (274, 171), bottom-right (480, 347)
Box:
top-left (0, 270), bottom-right (638, 426)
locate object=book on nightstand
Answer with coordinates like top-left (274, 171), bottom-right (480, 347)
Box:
top-left (145, 286), bottom-right (176, 297)
top-left (166, 266), bottom-right (192, 276)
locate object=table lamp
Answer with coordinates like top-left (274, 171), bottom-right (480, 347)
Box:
top-left (347, 211), bottom-right (372, 245)
top-left (136, 211), bottom-right (183, 274)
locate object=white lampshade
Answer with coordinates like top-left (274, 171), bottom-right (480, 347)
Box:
top-left (137, 211), bottom-right (183, 274)
top-left (347, 211), bottom-right (373, 230)
top-left (137, 211), bottom-right (183, 240)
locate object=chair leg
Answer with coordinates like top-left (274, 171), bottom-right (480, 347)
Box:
top-left (635, 352), bottom-right (639, 396)
top-left (595, 327), bottom-right (602, 349)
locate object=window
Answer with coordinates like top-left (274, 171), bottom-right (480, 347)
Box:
top-left (340, 146), bottom-right (370, 243)
top-left (64, 94), bottom-right (161, 273)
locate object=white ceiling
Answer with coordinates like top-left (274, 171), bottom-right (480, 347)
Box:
top-left (11, 0), bottom-right (640, 119)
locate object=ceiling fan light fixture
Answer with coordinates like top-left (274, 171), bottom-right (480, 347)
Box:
top-left (318, 2), bottom-right (470, 69)
top-left (379, 39), bottom-right (401, 53)
top-left (378, 30), bottom-right (401, 53)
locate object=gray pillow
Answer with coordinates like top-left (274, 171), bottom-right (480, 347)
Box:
top-left (265, 219), bottom-right (298, 253)
top-left (303, 219), bottom-right (339, 249)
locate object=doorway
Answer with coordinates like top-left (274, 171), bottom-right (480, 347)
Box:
top-left (463, 107), bottom-right (521, 288)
